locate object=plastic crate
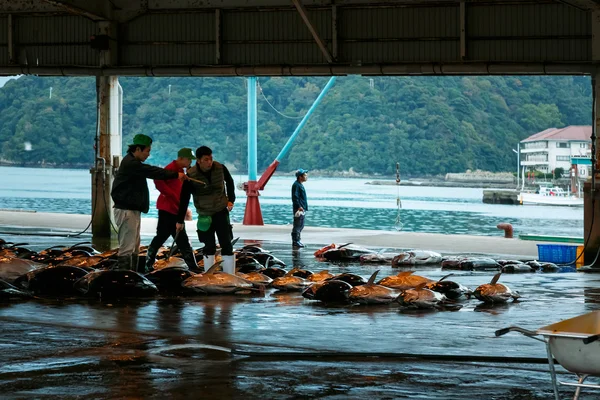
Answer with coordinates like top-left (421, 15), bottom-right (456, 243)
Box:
top-left (537, 244), bottom-right (578, 264)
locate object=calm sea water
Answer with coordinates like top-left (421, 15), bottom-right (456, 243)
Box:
top-left (0, 166), bottom-right (584, 237)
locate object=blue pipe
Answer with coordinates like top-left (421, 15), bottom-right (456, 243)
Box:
top-left (248, 77), bottom-right (258, 181)
top-left (276, 76), bottom-right (337, 162)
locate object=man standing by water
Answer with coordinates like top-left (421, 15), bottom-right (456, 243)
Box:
top-left (111, 134), bottom-right (187, 272)
top-left (176, 146), bottom-right (236, 273)
top-left (291, 169), bottom-right (308, 248)
top-left (145, 148), bottom-right (198, 272)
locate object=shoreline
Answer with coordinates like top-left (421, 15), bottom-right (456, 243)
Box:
top-left (366, 180), bottom-right (516, 189)
top-left (1, 164), bottom-right (517, 188)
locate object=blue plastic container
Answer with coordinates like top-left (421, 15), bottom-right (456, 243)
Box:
top-left (537, 244), bottom-right (578, 264)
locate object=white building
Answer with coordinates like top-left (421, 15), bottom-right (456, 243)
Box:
top-left (520, 126), bottom-right (591, 178)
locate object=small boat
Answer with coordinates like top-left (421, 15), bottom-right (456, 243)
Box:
top-left (519, 184), bottom-right (583, 207)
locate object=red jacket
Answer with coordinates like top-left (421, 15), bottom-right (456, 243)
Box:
top-left (155, 160), bottom-right (183, 215)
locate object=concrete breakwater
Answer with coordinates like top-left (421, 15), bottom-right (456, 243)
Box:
top-left (482, 189), bottom-right (520, 205)
top-left (367, 180), bottom-right (516, 189)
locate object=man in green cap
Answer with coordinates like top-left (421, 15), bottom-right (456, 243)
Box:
top-left (111, 134), bottom-right (187, 272)
top-left (176, 146), bottom-right (236, 273)
top-left (145, 147), bottom-right (199, 272)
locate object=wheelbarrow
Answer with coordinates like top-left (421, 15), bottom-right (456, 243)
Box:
top-left (496, 310), bottom-right (600, 400)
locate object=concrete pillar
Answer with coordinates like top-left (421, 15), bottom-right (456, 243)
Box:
top-left (583, 72), bottom-right (600, 266)
top-left (91, 76), bottom-right (122, 246)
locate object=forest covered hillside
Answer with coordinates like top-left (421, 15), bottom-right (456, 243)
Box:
top-left (0, 75), bottom-right (592, 176)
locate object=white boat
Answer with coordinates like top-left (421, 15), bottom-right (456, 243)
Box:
top-left (519, 185), bottom-right (583, 207)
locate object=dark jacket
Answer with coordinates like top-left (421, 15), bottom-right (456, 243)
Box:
top-left (178, 162), bottom-right (235, 222)
top-left (292, 180), bottom-right (308, 213)
top-left (111, 153), bottom-right (179, 213)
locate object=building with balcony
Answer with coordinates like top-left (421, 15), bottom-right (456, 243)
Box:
top-left (519, 126), bottom-right (591, 178)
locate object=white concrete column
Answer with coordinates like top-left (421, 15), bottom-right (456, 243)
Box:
top-left (91, 76), bottom-right (122, 242)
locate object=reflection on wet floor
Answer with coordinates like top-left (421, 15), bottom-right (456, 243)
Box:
top-left (2, 239), bottom-right (600, 399)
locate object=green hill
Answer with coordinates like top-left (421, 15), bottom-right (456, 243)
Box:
top-left (0, 75), bottom-right (592, 176)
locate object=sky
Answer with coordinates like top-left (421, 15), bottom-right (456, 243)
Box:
top-left (0, 76), bottom-right (19, 87)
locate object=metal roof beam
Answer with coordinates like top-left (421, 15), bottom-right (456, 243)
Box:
top-left (0, 62), bottom-right (593, 77)
top-left (292, 0), bottom-right (333, 63)
top-left (41, 0), bottom-right (107, 21)
top-left (557, 0), bottom-right (600, 11)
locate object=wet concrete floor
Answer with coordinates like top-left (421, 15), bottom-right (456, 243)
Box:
top-left (2, 235), bottom-right (600, 399)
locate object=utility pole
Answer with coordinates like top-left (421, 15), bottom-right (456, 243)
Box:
top-left (512, 144), bottom-right (520, 189)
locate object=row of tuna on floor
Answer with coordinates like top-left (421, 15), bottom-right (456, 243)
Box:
top-left (315, 243), bottom-right (576, 273)
top-left (0, 239), bottom-right (520, 308)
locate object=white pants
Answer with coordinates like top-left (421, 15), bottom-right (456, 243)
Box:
top-left (114, 208), bottom-right (141, 257)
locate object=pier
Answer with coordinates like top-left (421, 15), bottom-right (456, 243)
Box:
top-left (482, 189), bottom-right (520, 205)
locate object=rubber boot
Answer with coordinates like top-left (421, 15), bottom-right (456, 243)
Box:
top-left (222, 255), bottom-right (235, 275)
top-left (181, 247), bottom-right (198, 271)
top-left (132, 254), bottom-right (142, 273)
top-left (203, 255), bottom-right (216, 270)
top-left (116, 255), bottom-right (132, 271)
top-left (145, 245), bottom-right (159, 272)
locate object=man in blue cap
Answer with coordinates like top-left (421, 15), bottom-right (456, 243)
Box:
top-left (291, 168), bottom-right (308, 248)
top-left (111, 134), bottom-right (187, 271)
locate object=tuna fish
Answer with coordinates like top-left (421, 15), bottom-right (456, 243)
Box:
top-left (290, 267), bottom-right (313, 279)
top-left (237, 244), bottom-right (271, 254)
top-left (237, 270), bottom-right (273, 287)
top-left (235, 256), bottom-right (264, 273)
top-left (152, 256), bottom-right (187, 270)
top-left (181, 262), bottom-right (255, 294)
top-left (301, 281), bottom-right (326, 300)
top-left (501, 263), bottom-right (535, 274)
top-left (261, 267), bottom-right (288, 279)
top-left (440, 256), bottom-right (467, 270)
top-left (359, 252), bottom-right (397, 264)
top-left (308, 270), bottom-right (334, 282)
top-left (145, 267), bottom-right (194, 293)
top-left (272, 268), bottom-right (311, 291)
top-left (0, 279), bottom-right (31, 299)
top-left (75, 270), bottom-right (159, 298)
top-left (322, 244), bottom-right (376, 261)
top-left (457, 258), bottom-right (501, 271)
top-left (392, 250), bottom-right (442, 266)
top-left (328, 273), bottom-right (367, 287)
top-left (304, 280), bottom-right (352, 303)
top-left (14, 265), bottom-right (89, 296)
top-left (396, 282), bottom-right (447, 309)
top-left (348, 271), bottom-right (396, 305)
top-left (425, 274), bottom-right (472, 300)
top-left (474, 273), bottom-right (520, 303)
top-left (377, 271), bottom-right (433, 290)
top-left (252, 253), bottom-right (286, 267)
top-left (0, 258), bottom-right (44, 283)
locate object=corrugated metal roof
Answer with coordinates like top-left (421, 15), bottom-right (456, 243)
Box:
top-left (521, 126), bottom-right (592, 142)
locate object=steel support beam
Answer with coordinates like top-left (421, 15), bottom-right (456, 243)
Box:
top-left (331, 4), bottom-right (338, 61)
top-left (292, 0), bottom-right (333, 63)
top-left (216, 9), bottom-right (221, 64)
top-left (7, 14), bottom-right (13, 64)
top-left (594, 9), bottom-right (600, 61)
top-left (584, 70), bottom-right (600, 267)
top-left (460, 1), bottom-right (466, 61)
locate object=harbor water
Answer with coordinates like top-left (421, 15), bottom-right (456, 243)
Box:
top-left (0, 166), bottom-right (584, 238)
